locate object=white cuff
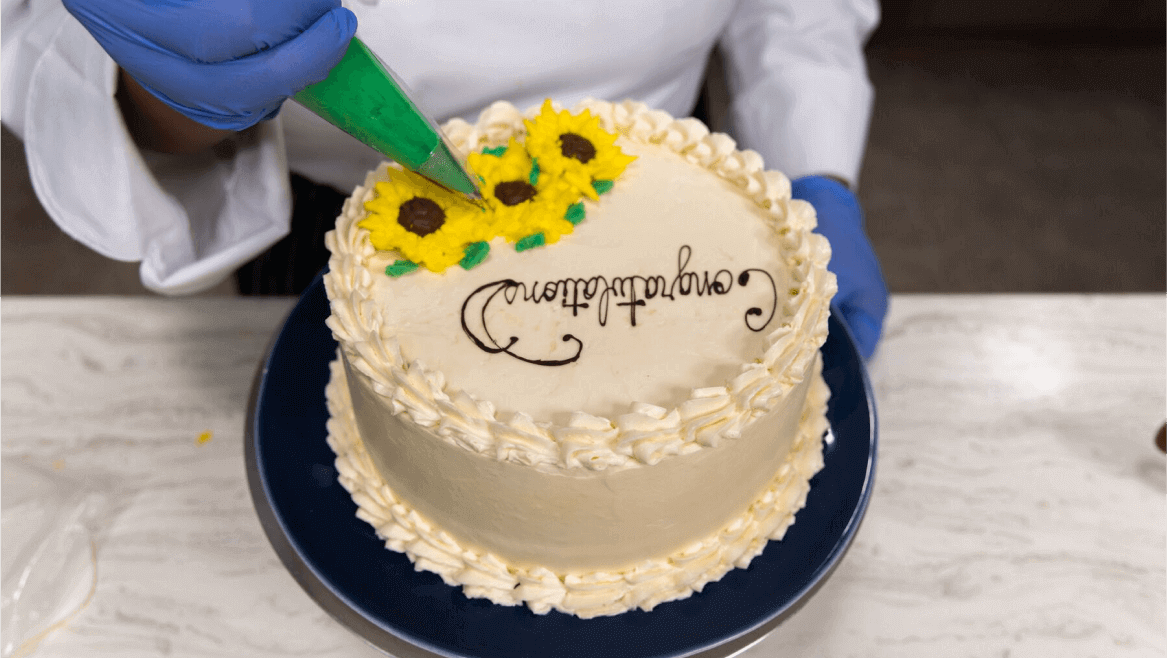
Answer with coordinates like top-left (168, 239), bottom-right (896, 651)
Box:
top-left (21, 14), bottom-right (292, 295)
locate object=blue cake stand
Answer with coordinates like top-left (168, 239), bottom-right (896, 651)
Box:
top-left (245, 274), bottom-right (877, 658)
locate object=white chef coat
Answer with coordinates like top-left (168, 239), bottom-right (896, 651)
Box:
top-left (1, 0), bottom-right (878, 294)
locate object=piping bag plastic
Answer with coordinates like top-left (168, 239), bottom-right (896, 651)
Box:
top-left (2, 463), bottom-right (109, 657)
top-left (293, 37), bottom-right (482, 200)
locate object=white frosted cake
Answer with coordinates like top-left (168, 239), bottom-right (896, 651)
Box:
top-left (322, 99), bottom-right (836, 618)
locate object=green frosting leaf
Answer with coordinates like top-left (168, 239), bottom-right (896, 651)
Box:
top-left (386, 260), bottom-right (419, 277)
top-left (482, 146), bottom-right (507, 157)
top-left (529, 158), bottom-right (540, 186)
top-left (592, 179), bottom-right (614, 195)
top-left (460, 241), bottom-right (490, 270)
top-left (515, 233), bottom-right (546, 252)
top-left (564, 201), bottom-right (586, 225)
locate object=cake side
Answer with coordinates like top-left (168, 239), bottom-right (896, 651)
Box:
top-left (341, 347), bottom-right (815, 572)
top-left (327, 353), bottom-right (830, 618)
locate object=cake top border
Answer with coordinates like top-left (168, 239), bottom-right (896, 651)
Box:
top-left (323, 99), bottom-right (836, 474)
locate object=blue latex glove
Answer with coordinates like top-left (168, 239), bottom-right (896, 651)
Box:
top-left (791, 175), bottom-right (888, 360)
top-left (63, 0), bottom-right (357, 130)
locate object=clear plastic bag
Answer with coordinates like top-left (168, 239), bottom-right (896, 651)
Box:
top-left (1, 461), bottom-right (109, 657)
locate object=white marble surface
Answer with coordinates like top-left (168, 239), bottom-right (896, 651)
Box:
top-left (2, 294), bottom-right (1164, 657)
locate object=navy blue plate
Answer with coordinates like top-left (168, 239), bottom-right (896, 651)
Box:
top-left (245, 274), bottom-right (877, 658)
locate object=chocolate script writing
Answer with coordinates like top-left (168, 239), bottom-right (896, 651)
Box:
top-left (460, 245), bottom-right (778, 366)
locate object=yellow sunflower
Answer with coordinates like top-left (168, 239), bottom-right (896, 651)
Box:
top-left (467, 138), bottom-right (580, 246)
top-left (523, 100), bottom-right (637, 201)
top-left (360, 166), bottom-right (489, 272)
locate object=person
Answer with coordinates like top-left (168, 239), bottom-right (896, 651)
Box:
top-left (1, 0), bottom-right (888, 358)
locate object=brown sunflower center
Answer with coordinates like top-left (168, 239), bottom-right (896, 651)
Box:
top-left (559, 133), bottom-right (596, 163)
top-left (397, 197), bottom-right (446, 236)
top-left (494, 180), bottom-right (538, 206)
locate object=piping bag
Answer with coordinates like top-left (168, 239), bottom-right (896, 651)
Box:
top-left (293, 37), bottom-right (482, 200)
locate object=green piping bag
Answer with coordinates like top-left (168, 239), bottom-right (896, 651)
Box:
top-left (293, 38), bottom-right (481, 200)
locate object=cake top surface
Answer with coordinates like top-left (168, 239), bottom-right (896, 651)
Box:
top-left (325, 99), bottom-right (835, 472)
top-left (363, 141), bottom-right (791, 421)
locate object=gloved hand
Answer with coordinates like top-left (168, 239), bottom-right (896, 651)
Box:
top-left (63, 0), bottom-right (357, 130)
top-left (791, 175), bottom-right (888, 360)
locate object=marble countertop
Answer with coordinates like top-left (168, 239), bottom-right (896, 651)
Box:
top-left (3, 294), bottom-right (1163, 657)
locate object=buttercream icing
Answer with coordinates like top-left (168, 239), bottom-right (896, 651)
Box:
top-left (321, 99), bottom-right (837, 617)
top-left (326, 354), bottom-right (829, 618)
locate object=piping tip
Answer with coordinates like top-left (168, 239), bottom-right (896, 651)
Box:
top-left (417, 139), bottom-right (483, 204)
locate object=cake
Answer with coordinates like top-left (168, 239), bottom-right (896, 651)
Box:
top-left (322, 99), bottom-right (836, 618)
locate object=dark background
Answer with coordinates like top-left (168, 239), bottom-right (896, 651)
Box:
top-left (3, 0), bottom-right (1164, 294)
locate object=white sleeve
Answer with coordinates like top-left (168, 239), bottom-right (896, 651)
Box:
top-left (718, 0), bottom-right (879, 187)
top-left (1, 0), bottom-right (292, 295)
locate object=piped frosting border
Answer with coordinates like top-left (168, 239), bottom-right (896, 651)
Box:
top-left (326, 353), bottom-right (829, 618)
top-left (323, 99), bottom-right (837, 474)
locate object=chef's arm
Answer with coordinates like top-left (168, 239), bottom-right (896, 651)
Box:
top-left (66, 0), bottom-right (355, 135)
top-left (115, 68), bottom-right (234, 154)
top-left (0, 0), bottom-right (322, 294)
top-left (719, 0), bottom-right (877, 186)
top-left (718, 0), bottom-right (887, 359)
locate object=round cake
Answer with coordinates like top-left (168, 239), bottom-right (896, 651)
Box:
top-left (322, 99), bottom-right (836, 618)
